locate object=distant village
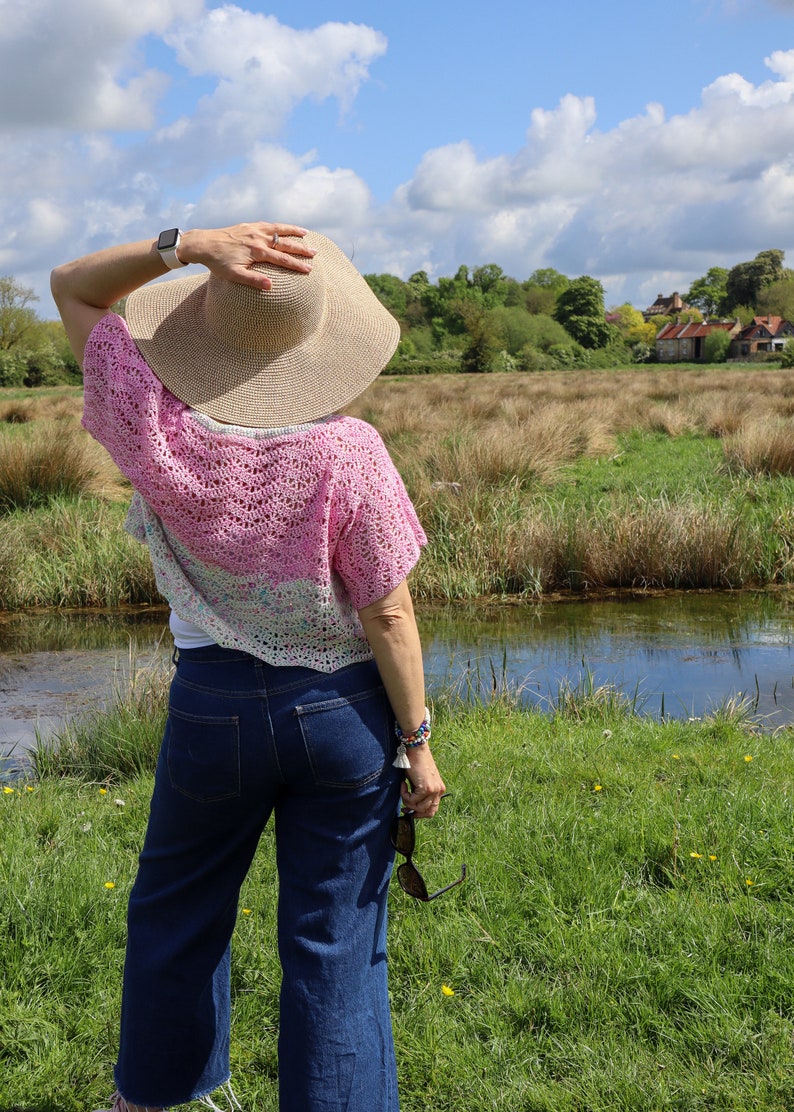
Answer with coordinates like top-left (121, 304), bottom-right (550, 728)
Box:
top-left (644, 292), bottom-right (794, 363)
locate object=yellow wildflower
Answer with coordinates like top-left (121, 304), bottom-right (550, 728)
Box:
top-left (709, 855), bottom-right (717, 861)
top-left (104, 881), bottom-right (115, 889)
top-left (690, 852), bottom-right (702, 859)
top-left (3, 786), bottom-right (14, 794)
top-left (442, 985), bottom-right (455, 997)
top-left (745, 878), bottom-right (754, 887)
top-left (744, 755), bottom-right (753, 763)
top-left (593, 784), bottom-right (602, 792)
top-left (99, 788), bottom-right (107, 795)
top-left (242, 908), bottom-right (252, 916)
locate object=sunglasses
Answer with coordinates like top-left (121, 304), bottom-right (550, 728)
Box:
top-left (390, 805), bottom-right (467, 902)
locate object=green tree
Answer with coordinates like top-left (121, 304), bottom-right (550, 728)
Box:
top-left (471, 264), bottom-right (508, 307)
top-left (522, 268), bottom-right (570, 316)
top-left (554, 276), bottom-right (614, 349)
top-left (724, 250), bottom-right (786, 313)
top-left (685, 267), bottom-right (729, 317)
top-left (608, 303), bottom-right (658, 346)
top-left (704, 329), bottom-right (733, 364)
top-left (0, 276), bottom-right (39, 352)
top-left (364, 273), bottom-right (408, 320)
top-left (756, 277), bottom-right (794, 320)
top-left (457, 301), bottom-right (500, 373)
top-left (0, 279), bottom-right (81, 386)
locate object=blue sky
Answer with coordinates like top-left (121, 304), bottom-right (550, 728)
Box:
top-left (2, 0), bottom-right (794, 315)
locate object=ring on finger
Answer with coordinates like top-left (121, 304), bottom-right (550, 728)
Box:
top-left (271, 232), bottom-right (279, 247)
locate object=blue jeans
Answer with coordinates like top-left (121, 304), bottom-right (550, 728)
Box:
top-left (114, 647), bottom-right (402, 1111)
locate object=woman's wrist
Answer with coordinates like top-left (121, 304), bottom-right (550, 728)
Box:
top-left (393, 707), bottom-right (431, 769)
top-left (395, 707), bottom-right (431, 748)
top-left (173, 228), bottom-right (204, 267)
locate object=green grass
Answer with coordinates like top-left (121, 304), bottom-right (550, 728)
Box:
top-left (5, 381), bottom-right (794, 606)
top-left (555, 430), bottom-right (729, 504)
top-left (2, 692), bottom-right (793, 1111)
top-left (0, 496), bottom-right (158, 608)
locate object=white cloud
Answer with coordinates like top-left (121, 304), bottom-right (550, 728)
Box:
top-left (385, 48), bottom-right (794, 302)
top-left (163, 8), bottom-right (387, 147)
top-left (191, 143), bottom-right (373, 235)
top-left (3, 3), bottom-right (794, 314)
top-left (0, 0), bottom-right (202, 130)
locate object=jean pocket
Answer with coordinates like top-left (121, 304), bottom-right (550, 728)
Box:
top-left (295, 686), bottom-right (392, 789)
top-left (166, 706), bottom-right (241, 802)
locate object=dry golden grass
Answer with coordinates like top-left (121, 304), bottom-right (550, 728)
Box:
top-left (0, 390), bottom-right (83, 425)
top-left (0, 397), bottom-right (129, 508)
top-left (723, 418), bottom-right (794, 476)
top-left (347, 367), bottom-right (794, 451)
top-left (3, 366), bottom-right (794, 603)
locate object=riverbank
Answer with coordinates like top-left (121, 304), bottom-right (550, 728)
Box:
top-left (2, 691), bottom-right (792, 1111)
top-left (3, 367), bottom-right (794, 607)
top-left (5, 591), bottom-right (794, 770)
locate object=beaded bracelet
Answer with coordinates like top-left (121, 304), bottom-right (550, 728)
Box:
top-left (393, 707), bottom-right (431, 769)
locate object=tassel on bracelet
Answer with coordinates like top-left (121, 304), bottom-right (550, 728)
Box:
top-left (393, 707), bottom-right (431, 768)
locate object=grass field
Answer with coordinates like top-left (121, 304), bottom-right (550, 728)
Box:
top-left (1, 671), bottom-right (793, 1112)
top-left (4, 365), bottom-right (794, 607)
top-left (2, 370), bottom-right (794, 1110)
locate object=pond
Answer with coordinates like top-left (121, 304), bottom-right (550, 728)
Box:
top-left (2, 590), bottom-right (794, 771)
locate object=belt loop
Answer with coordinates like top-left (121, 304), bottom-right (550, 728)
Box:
top-left (172, 646), bottom-right (180, 665)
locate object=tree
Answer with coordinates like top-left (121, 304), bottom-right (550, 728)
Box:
top-left (522, 268), bottom-right (570, 316)
top-left (0, 276), bottom-right (39, 352)
top-left (0, 279), bottom-right (80, 386)
top-left (756, 277), bottom-right (794, 321)
top-left (456, 301), bottom-right (500, 373)
top-left (554, 276), bottom-right (614, 349)
top-left (685, 267), bottom-right (729, 317)
top-left (724, 250), bottom-right (786, 313)
top-left (364, 274), bottom-right (408, 320)
top-left (471, 264), bottom-right (508, 307)
top-left (704, 329), bottom-right (733, 364)
top-left (608, 303), bottom-right (658, 346)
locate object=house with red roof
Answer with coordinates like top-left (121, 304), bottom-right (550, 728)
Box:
top-left (655, 320), bottom-right (741, 363)
top-left (729, 316), bottom-right (794, 358)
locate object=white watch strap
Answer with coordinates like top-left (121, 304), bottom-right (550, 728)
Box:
top-left (158, 230), bottom-right (188, 270)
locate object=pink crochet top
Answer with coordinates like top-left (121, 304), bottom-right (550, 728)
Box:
top-left (82, 313), bottom-right (426, 672)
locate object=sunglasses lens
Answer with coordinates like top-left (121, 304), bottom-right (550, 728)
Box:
top-left (397, 861), bottom-right (429, 901)
top-left (390, 815), bottom-right (415, 855)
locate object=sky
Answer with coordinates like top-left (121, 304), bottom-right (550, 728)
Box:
top-left (3, 0), bottom-right (794, 317)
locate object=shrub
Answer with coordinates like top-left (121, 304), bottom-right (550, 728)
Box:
top-left (0, 421), bottom-right (101, 510)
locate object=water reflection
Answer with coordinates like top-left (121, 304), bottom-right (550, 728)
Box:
top-left (2, 592), bottom-right (794, 770)
top-left (418, 591), bottom-right (794, 722)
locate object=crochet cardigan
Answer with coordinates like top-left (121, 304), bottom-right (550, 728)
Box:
top-left (82, 313), bottom-right (426, 672)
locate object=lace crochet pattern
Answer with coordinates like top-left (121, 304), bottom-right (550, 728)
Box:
top-left (83, 314), bottom-right (426, 671)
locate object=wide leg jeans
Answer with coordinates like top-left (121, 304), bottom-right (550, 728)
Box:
top-left (114, 647), bottom-right (402, 1111)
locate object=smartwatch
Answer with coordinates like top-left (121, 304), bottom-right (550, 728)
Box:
top-left (157, 228), bottom-right (188, 269)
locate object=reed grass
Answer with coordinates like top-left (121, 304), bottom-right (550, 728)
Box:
top-left (0, 496), bottom-right (158, 608)
top-left (33, 650), bottom-right (170, 782)
top-left (723, 419), bottom-right (794, 476)
top-left (6, 366), bottom-right (794, 607)
top-left (3, 688), bottom-right (793, 1112)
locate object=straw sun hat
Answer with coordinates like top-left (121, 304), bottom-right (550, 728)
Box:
top-left (125, 230), bottom-right (400, 428)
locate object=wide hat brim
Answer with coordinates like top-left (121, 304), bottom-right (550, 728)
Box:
top-left (125, 230), bottom-right (400, 427)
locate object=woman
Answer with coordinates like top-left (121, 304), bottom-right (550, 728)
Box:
top-left (51, 221), bottom-right (445, 1112)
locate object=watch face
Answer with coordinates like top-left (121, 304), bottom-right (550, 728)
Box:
top-left (158, 228), bottom-right (180, 251)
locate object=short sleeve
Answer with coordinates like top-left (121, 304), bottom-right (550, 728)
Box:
top-left (331, 421), bottom-right (426, 610)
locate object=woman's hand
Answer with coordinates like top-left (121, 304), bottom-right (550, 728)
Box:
top-left (401, 745), bottom-right (446, 818)
top-left (51, 218), bottom-right (316, 364)
top-left (179, 222), bottom-right (316, 289)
